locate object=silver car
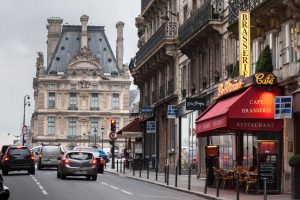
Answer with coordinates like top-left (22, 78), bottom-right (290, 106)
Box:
top-left (57, 151), bottom-right (97, 181)
top-left (38, 145), bottom-right (64, 169)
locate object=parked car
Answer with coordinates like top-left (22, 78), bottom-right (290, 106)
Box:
top-left (38, 144), bottom-right (64, 170)
top-left (0, 174), bottom-right (10, 200)
top-left (0, 145), bottom-right (10, 169)
top-left (30, 146), bottom-right (41, 162)
top-left (93, 149), bottom-right (110, 164)
top-left (73, 147), bottom-right (105, 173)
top-left (57, 150), bottom-right (97, 180)
top-left (1, 146), bottom-right (35, 175)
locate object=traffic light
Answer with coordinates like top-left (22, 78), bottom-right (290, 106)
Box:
top-left (111, 119), bottom-right (116, 132)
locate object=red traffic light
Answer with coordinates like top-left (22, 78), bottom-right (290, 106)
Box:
top-left (111, 119), bottom-right (116, 132)
top-left (111, 119), bottom-right (116, 125)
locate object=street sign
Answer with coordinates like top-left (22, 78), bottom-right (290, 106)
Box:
top-left (146, 121), bottom-right (156, 133)
top-left (22, 125), bottom-right (28, 135)
top-left (109, 132), bottom-right (117, 140)
top-left (167, 105), bottom-right (177, 118)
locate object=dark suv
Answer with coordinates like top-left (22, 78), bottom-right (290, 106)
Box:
top-left (0, 145), bottom-right (10, 169)
top-left (38, 144), bottom-right (64, 170)
top-left (1, 146), bottom-right (35, 175)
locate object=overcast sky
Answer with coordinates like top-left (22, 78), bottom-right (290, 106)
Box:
top-left (0, 0), bottom-right (140, 146)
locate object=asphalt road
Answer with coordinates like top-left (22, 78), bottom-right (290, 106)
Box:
top-left (1, 169), bottom-right (206, 200)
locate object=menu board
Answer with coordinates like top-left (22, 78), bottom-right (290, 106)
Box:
top-left (258, 161), bottom-right (278, 191)
top-left (205, 145), bottom-right (219, 157)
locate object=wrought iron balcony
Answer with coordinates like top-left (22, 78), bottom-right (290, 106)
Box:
top-left (167, 79), bottom-right (174, 96)
top-left (228, 0), bottom-right (269, 25)
top-left (152, 90), bottom-right (157, 104)
top-left (159, 84), bottom-right (165, 99)
top-left (136, 22), bottom-right (177, 65)
top-left (179, 0), bottom-right (220, 46)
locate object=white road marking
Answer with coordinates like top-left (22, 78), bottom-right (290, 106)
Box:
top-left (42, 190), bottom-right (48, 195)
top-left (36, 182), bottom-right (41, 186)
top-left (100, 182), bottom-right (108, 185)
top-left (121, 190), bottom-right (132, 195)
top-left (39, 186), bottom-right (44, 190)
top-left (110, 185), bottom-right (119, 189)
top-left (33, 179), bottom-right (38, 182)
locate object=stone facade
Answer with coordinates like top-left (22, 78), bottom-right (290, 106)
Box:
top-left (31, 15), bottom-right (131, 151)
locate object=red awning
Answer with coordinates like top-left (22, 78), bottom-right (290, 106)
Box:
top-left (117, 117), bottom-right (143, 138)
top-left (195, 86), bottom-right (283, 137)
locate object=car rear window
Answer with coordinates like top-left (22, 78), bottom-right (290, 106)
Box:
top-left (10, 148), bottom-right (30, 155)
top-left (42, 146), bottom-right (61, 155)
top-left (67, 152), bottom-right (93, 160)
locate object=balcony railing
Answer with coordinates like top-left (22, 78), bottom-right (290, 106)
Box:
top-left (228, 0), bottom-right (269, 25)
top-left (90, 107), bottom-right (100, 111)
top-left (167, 79), bottom-right (174, 96)
top-left (159, 84), bottom-right (165, 99)
top-left (141, 0), bottom-right (152, 13)
top-left (68, 105), bottom-right (78, 110)
top-left (179, 0), bottom-right (215, 46)
top-left (152, 90), bottom-right (157, 104)
top-left (136, 22), bottom-right (177, 65)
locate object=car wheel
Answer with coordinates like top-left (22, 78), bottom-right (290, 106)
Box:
top-left (86, 176), bottom-right (91, 180)
top-left (99, 166), bottom-right (104, 174)
top-left (2, 168), bottom-right (8, 175)
top-left (92, 175), bottom-right (97, 181)
top-left (29, 167), bottom-right (35, 175)
top-left (61, 174), bottom-right (66, 180)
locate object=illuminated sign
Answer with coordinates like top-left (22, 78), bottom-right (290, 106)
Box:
top-left (217, 79), bottom-right (244, 97)
top-left (254, 73), bottom-right (276, 85)
top-left (239, 11), bottom-right (251, 77)
top-left (205, 145), bottom-right (220, 157)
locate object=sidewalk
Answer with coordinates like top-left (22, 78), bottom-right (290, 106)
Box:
top-left (104, 161), bottom-right (291, 200)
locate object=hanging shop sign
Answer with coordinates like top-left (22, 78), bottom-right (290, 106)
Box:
top-left (205, 145), bottom-right (220, 157)
top-left (146, 121), bottom-right (156, 133)
top-left (167, 105), bottom-right (177, 118)
top-left (274, 96), bottom-right (293, 119)
top-left (253, 73), bottom-right (276, 85)
top-left (239, 11), bottom-right (251, 77)
top-left (217, 79), bottom-right (244, 97)
top-left (186, 98), bottom-right (206, 110)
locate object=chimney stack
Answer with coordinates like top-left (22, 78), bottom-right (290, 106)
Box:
top-left (80, 15), bottom-right (89, 49)
top-left (46, 17), bottom-right (63, 66)
top-left (116, 21), bottom-right (125, 69)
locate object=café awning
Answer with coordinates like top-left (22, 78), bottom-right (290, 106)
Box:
top-left (195, 86), bottom-right (283, 137)
top-left (117, 117), bottom-right (143, 138)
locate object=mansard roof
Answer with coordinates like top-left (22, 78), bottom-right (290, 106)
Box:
top-left (46, 25), bottom-right (120, 75)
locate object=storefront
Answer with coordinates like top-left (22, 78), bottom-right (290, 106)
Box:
top-left (195, 74), bottom-right (283, 193)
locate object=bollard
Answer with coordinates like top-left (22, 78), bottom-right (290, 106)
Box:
top-left (263, 178), bottom-right (267, 200)
top-left (155, 163), bottom-right (158, 181)
top-left (117, 160), bottom-right (119, 172)
top-left (133, 165), bottom-right (135, 176)
top-left (216, 170), bottom-right (220, 197)
top-left (166, 165), bottom-right (169, 185)
top-left (123, 160), bottom-right (126, 174)
top-left (175, 165), bottom-right (178, 187)
top-left (120, 160), bottom-right (122, 173)
top-left (147, 162), bottom-right (149, 179)
top-left (164, 165), bottom-right (167, 183)
top-left (139, 165), bottom-right (142, 178)
top-left (204, 168), bottom-right (208, 194)
top-left (235, 172), bottom-right (239, 200)
top-left (188, 165), bottom-right (191, 190)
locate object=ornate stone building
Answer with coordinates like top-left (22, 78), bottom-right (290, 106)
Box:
top-left (31, 15), bottom-right (131, 150)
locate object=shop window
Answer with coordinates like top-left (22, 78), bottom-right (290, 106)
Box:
top-left (211, 135), bottom-right (234, 170)
top-left (243, 134), bottom-right (256, 167)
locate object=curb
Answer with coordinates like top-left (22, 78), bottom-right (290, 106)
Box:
top-left (105, 170), bottom-right (228, 200)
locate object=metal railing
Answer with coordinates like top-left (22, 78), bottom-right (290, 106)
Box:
top-left (136, 22), bottom-right (177, 65)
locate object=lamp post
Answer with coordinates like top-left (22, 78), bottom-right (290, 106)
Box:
top-left (22, 95), bottom-right (30, 146)
top-left (101, 126), bottom-right (105, 149)
top-left (8, 132), bottom-right (21, 145)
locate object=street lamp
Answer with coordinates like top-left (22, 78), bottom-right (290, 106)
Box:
top-left (22, 95), bottom-right (30, 146)
top-left (8, 132), bottom-right (21, 145)
top-left (88, 127), bottom-right (97, 148)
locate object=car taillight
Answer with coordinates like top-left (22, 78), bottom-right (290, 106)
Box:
top-left (3, 156), bottom-right (9, 161)
top-left (99, 158), bottom-right (105, 164)
top-left (91, 159), bottom-right (97, 165)
top-left (39, 153), bottom-right (43, 158)
top-left (63, 159), bottom-right (70, 164)
top-left (30, 155), bottom-right (35, 160)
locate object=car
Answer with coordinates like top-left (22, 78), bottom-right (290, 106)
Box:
top-left (57, 150), bottom-right (97, 180)
top-left (0, 145), bottom-right (10, 169)
top-left (73, 147), bottom-right (106, 173)
top-left (38, 144), bottom-right (64, 170)
top-left (1, 145), bottom-right (35, 175)
top-left (0, 174), bottom-right (10, 200)
top-left (30, 146), bottom-right (42, 162)
top-left (93, 149), bottom-right (110, 164)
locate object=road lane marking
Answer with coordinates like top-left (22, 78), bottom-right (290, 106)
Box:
top-left (33, 178), bottom-right (38, 182)
top-left (110, 185), bottom-right (119, 189)
top-left (42, 190), bottom-right (48, 195)
top-left (31, 176), bottom-right (48, 195)
top-left (100, 182), bottom-right (108, 185)
top-left (36, 182), bottom-right (41, 185)
top-left (121, 190), bottom-right (132, 195)
top-left (39, 186), bottom-right (44, 190)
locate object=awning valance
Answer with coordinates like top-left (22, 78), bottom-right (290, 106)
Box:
top-left (195, 86), bottom-right (283, 137)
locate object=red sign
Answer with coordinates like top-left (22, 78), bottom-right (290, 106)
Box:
top-left (109, 132), bottom-right (117, 141)
top-left (205, 145), bottom-right (219, 157)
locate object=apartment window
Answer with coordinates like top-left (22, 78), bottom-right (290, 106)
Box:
top-left (48, 117), bottom-right (55, 135)
top-left (282, 22), bottom-right (297, 65)
top-left (90, 118), bottom-right (98, 134)
top-left (70, 93), bottom-right (77, 107)
top-left (71, 84), bottom-right (76, 90)
top-left (49, 84), bottom-right (56, 90)
top-left (112, 93), bottom-right (119, 109)
top-left (48, 92), bottom-right (55, 109)
top-left (267, 31), bottom-right (280, 70)
top-left (68, 117), bottom-right (76, 136)
top-left (91, 93), bottom-right (98, 109)
top-left (251, 39), bottom-right (261, 74)
top-left (115, 118), bottom-right (120, 131)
